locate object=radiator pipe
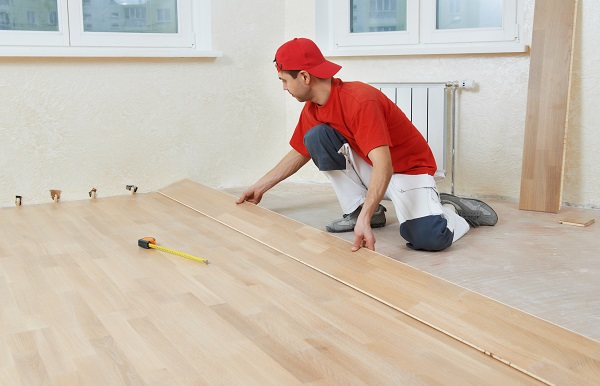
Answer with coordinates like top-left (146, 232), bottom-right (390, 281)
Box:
top-left (446, 81), bottom-right (459, 195)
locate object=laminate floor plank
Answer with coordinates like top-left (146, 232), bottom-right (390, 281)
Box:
top-left (161, 179), bottom-right (600, 385)
top-left (0, 188), bottom-right (540, 384)
top-left (519, 0), bottom-right (578, 212)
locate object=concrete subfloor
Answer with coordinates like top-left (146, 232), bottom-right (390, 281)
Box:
top-left (224, 182), bottom-right (600, 343)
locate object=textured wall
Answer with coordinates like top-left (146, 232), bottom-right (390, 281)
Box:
top-left (563, 0), bottom-right (600, 209)
top-left (1, 0), bottom-right (598, 209)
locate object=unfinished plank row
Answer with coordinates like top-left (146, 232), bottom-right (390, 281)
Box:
top-left (0, 191), bottom-right (537, 384)
top-left (160, 179), bottom-right (600, 385)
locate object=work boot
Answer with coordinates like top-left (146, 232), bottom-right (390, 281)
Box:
top-left (440, 193), bottom-right (498, 227)
top-left (326, 204), bottom-right (387, 233)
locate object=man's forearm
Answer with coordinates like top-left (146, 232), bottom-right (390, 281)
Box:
top-left (256, 149), bottom-right (310, 193)
top-left (362, 146), bottom-right (393, 218)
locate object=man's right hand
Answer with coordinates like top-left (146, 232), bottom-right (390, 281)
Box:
top-left (236, 186), bottom-right (263, 205)
top-left (235, 149), bottom-right (310, 206)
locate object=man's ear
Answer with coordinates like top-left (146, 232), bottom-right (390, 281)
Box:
top-left (299, 70), bottom-right (311, 84)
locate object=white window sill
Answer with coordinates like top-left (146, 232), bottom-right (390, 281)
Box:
top-left (323, 42), bottom-right (529, 57)
top-left (0, 46), bottom-right (223, 58)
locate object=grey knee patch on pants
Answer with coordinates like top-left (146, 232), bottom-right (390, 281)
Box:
top-left (304, 124), bottom-right (348, 171)
top-left (400, 215), bottom-right (453, 251)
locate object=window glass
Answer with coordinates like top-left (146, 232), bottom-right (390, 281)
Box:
top-left (436, 0), bottom-right (502, 30)
top-left (0, 0), bottom-right (59, 31)
top-left (350, 0), bottom-right (407, 33)
top-left (82, 0), bottom-right (177, 34)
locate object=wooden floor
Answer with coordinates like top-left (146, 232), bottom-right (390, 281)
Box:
top-left (1, 180), bottom-right (599, 385)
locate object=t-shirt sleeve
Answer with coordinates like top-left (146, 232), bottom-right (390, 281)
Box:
top-left (289, 107), bottom-right (312, 158)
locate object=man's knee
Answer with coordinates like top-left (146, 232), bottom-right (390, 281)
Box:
top-left (304, 124), bottom-right (348, 171)
top-left (400, 215), bottom-right (453, 251)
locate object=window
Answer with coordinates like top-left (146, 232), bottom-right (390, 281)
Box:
top-left (316, 0), bottom-right (527, 56)
top-left (0, 0), bottom-right (219, 57)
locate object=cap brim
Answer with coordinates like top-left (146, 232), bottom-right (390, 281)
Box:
top-left (306, 60), bottom-right (342, 79)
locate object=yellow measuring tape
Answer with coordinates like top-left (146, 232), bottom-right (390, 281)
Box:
top-left (138, 237), bottom-right (208, 264)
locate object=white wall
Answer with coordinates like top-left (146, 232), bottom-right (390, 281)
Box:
top-left (1, 0), bottom-right (599, 209)
top-left (563, 0), bottom-right (600, 208)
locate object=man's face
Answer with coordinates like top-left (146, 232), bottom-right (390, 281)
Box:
top-left (278, 71), bottom-right (311, 102)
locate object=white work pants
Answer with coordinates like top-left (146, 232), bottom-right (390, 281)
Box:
top-left (325, 144), bottom-right (470, 247)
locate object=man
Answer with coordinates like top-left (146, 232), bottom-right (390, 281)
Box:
top-left (237, 37), bottom-right (497, 252)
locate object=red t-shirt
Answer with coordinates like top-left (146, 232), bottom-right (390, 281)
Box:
top-left (290, 78), bottom-right (436, 176)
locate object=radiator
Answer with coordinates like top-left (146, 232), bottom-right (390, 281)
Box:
top-left (371, 83), bottom-right (449, 181)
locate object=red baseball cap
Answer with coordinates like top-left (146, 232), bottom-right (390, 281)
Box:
top-left (275, 38), bottom-right (341, 78)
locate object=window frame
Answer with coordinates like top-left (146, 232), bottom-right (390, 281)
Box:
top-left (316, 0), bottom-right (528, 56)
top-left (0, 0), bottom-right (220, 58)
